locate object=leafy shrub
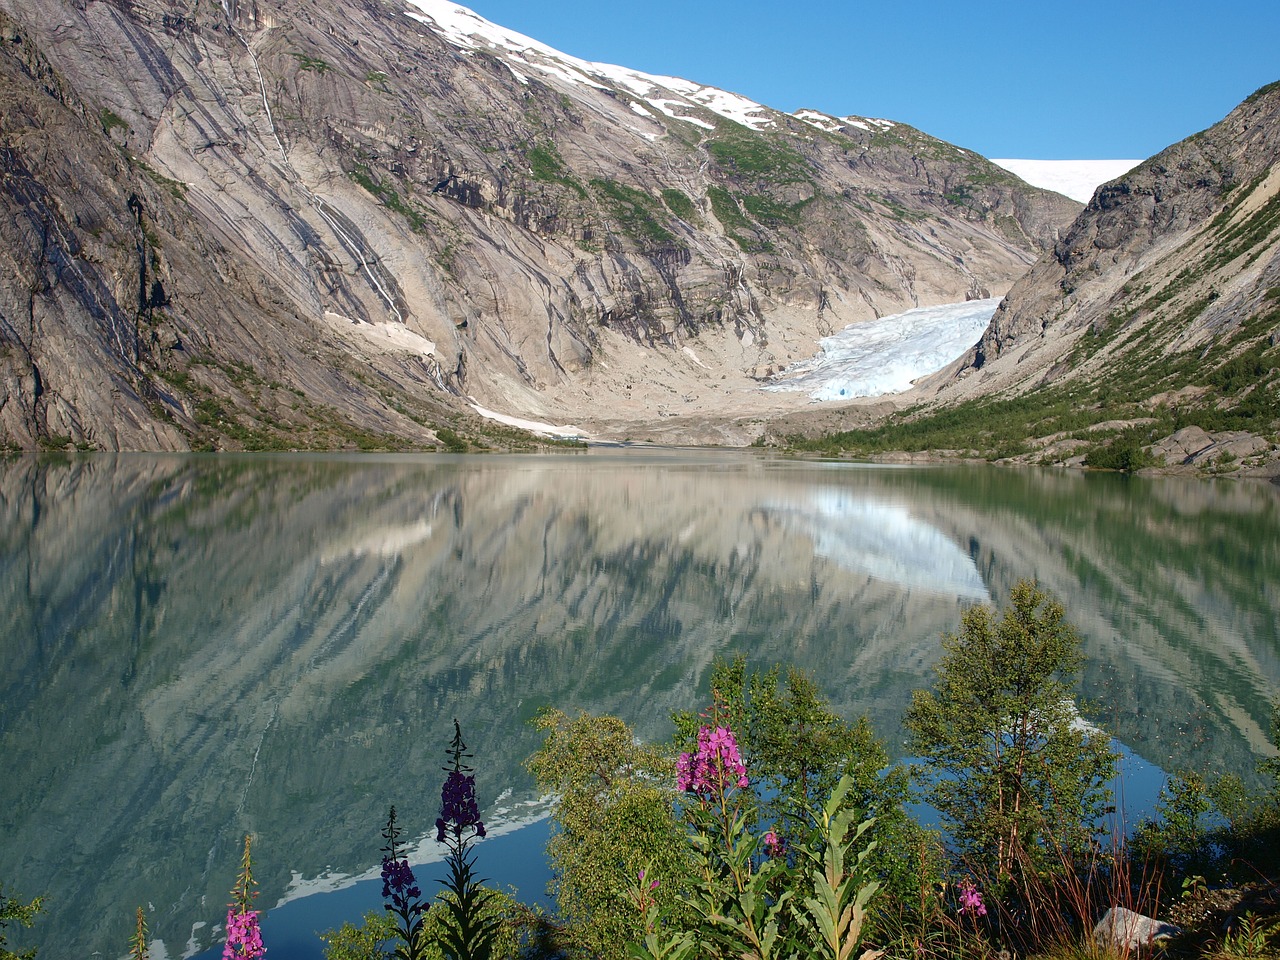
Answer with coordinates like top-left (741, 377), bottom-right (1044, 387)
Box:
top-left (1083, 429), bottom-right (1156, 472)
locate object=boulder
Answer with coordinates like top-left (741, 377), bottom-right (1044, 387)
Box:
top-left (1151, 426), bottom-right (1215, 465)
top-left (1093, 906), bottom-right (1180, 951)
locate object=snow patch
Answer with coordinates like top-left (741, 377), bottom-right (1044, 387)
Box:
top-left (991, 159), bottom-right (1141, 204)
top-left (648, 98), bottom-right (716, 129)
top-left (469, 403), bottom-right (587, 439)
top-left (794, 109), bottom-right (842, 132)
top-left (402, 0), bottom-right (775, 131)
top-left (792, 110), bottom-right (896, 135)
top-left (322, 311), bottom-right (437, 356)
top-left (766, 299), bottom-right (999, 401)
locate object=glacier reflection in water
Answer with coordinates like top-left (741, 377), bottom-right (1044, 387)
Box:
top-left (767, 488), bottom-right (989, 600)
top-left (2, 451), bottom-right (1278, 959)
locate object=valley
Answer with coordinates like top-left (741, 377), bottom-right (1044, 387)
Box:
top-left (0, 0), bottom-right (1275, 476)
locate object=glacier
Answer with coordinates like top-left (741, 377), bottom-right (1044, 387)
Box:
top-left (765, 299), bottom-right (1000, 402)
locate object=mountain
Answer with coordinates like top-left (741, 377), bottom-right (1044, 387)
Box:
top-left (778, 83), bottom-right (1280, 477)
top-left (0, 0), bottom-right (1079, 451)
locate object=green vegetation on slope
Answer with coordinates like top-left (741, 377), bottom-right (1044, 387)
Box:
top-left (590, 179), bottom-right (678, 248)
top-left (783, 289), bottom-right (1280, 469)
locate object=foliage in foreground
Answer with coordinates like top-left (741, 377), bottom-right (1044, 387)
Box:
top-left (524, 709), bottom-right (688, 960)
top-left (0, 884), bottom-right (44, 960)
top-left (905, 580), bottom-right (1118, 880)
top-left (321, 895), bottom-right (555, 960)
top-left (671, 658), bottom-right (930, 930)
top-left (1132, 700), bottom-right (1280, 887)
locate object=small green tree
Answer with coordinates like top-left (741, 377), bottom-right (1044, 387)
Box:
top-left (674, 659), bottom-right (907, 835)
top-left (322, 894), bottom-right (539, 960)
top-left (904, 580), bottom-right (1117, 880)
top-left (525, 709), bottom-right (687, 960)
top-left (322, 909), bottom-right (398, 960)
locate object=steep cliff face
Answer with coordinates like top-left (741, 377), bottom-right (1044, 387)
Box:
top-left (0, 3), bottom-right (460, 451)
top-left (0, 0), bottom-right (1078, 450)
top-left (938, 83), bottom-right (1280, 417)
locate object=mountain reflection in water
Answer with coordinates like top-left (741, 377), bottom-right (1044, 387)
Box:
top-left (1, 451), bottom-right (1277, 959)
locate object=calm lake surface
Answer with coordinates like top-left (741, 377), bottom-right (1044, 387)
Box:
top-left (3, 451), bottom-right (1278, 958)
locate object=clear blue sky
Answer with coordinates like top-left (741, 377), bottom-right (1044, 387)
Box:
top-left (461, 0), bottom-right (1280, 160)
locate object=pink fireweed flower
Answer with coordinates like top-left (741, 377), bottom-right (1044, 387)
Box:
top-left (677, 724), bottom-right (749, 796)
top-left (762, 830), bottom-right (786, 858)
top-left (222, 907), bottom-right (264, 959)
top-left (958, 877), bottom-right (987, 917)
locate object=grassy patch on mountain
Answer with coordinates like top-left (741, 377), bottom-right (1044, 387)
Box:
top-left (741, 192), bottom-right (814, 227)
top-left (99, 108), bottom-right (128, 136)
top-left (589, 179), bottom-right (677, 249)
top-left (1206, 190), bottom-right (1280, 271)
top-left (705, 125), bottom-right (811, 185)
top-left (661, 188), bottom-right (698, 222)
top-left (707, 186), bottom-right (771, 252)
top-left (289, 52), bottom-right (330, 74)
top-left (524, 140), bottom-right (587, 197)
top-left (864, 190), bottom-right (929, 223)
top-left (348, 164), bottom-right (426, 232)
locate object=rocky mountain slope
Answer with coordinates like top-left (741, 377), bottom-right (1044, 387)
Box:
top-left (0, 0), bottom-right (1079, 451)
top-left (917, 82), bottom-right (1280, 473)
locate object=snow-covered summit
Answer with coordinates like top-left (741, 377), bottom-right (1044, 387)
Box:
top-left (403, 0), bottom-right (780, 131)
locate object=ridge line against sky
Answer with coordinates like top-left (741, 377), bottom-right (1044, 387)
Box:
top-left (451, 0), bottom-right (1279, 160)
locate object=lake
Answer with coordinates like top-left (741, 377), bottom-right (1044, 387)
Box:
top-left (2, 451), bottom-right (1278, 958)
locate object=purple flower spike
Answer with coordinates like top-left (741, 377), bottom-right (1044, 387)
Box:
top-left (438, 769), bottom-right (484, 841)
top-left (381, 856), bottom-right (420, 902)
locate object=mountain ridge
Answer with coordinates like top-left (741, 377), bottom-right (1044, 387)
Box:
top-left (0, 0), bottom-right (1080, 450)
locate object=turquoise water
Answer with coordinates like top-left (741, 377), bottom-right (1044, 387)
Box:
top-left (2, 451), bottom-right (1277, 958)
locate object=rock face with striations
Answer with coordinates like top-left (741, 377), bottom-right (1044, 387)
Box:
top-left (0, 0), bottom-right (1079, 450)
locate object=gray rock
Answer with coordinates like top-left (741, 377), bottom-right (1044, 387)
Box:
top-left (1151, 426), bottom-right (1216, 465)
top-left (1093, 906), bottom-right (1180, 951)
